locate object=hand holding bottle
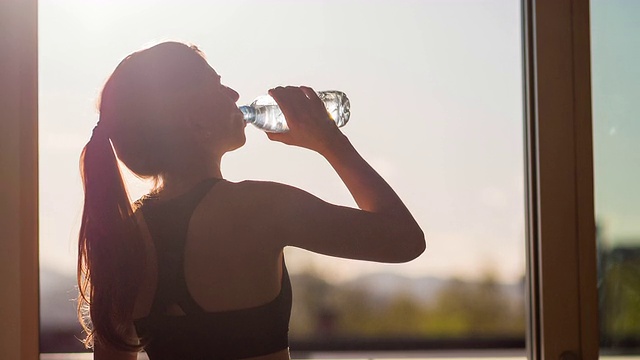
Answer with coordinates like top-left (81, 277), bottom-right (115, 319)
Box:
top-left (265, 86), bottom-right (347, 154)
top-left (240, 89), bottom-right (349, 133)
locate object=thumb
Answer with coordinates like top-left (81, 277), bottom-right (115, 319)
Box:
top-left (266, 131), bottom-right (291, 144)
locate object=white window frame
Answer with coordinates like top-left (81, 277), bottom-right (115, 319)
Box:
top-left (0, 0), bottom-right (600, 358)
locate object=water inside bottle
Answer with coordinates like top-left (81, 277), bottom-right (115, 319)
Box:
top-left (254, 104), bottom-right (288, 132)
top-left (251, 95), bottom-right (288, 132)
top-left (318, 91), bottom-right (350, 127)
top-left (244, 91), bottom-right (350, 133)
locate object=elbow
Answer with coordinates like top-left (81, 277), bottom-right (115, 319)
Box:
top-left (390, 227), bottom-right (426, 263)
top-left (407, 228), bottom-right (427, 262)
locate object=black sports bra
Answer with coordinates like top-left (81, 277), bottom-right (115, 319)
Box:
top-left (133, 178), bottom-right (291, 360)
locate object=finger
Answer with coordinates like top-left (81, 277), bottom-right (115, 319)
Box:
top-left (299, 86), bottom-right (327, 114)
top-left (270, 86), bottom-right (309, 127)
top-left (268, 87), bottom-right (297, 126)
top-left (266, 131), bottom-right (291, 145)
top-left (266, 131), bottom-right (280, 141)
top-left (284, 86), bottom-right (310, 115)
top-left (269, 87), bottom-right (305, 115)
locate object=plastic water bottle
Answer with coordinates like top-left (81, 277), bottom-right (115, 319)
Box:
top-left (239, 90), bottom-right (350, 133)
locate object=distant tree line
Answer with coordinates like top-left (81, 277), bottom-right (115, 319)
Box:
top-left (289, 270), bottom-right (526, 340)
top-left (599, 245), bottom-right (640, 351)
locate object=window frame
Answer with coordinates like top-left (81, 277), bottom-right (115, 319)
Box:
top-left (0, 0), bottom-right (39, 358)
top-left (524, 0), bottom-right (598, 358)
top-left (0, 0), bottom-right (600, 358)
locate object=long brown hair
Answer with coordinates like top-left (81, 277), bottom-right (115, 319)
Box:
top-left (77, 127), bottom-right (144, 350)
top-left (77, 42), bottom-right (212, 350)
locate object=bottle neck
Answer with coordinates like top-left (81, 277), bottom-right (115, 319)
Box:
top-left (239, 105), bottom-right (255, 124)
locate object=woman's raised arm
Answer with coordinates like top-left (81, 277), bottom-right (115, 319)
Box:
top-left (259, 86), bottom-right (425, 262)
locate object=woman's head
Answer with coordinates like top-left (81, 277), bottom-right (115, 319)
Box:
top-left (99, 41), bottom-right (245, 179)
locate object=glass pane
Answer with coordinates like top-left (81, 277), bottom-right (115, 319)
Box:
top-left (591, 0), bottom-right (640, 357)
top-left (39, 0), bottom-right (526, 357)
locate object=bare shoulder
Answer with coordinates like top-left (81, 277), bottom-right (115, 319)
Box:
top-left (213, 179), bottom-right (316, 208)
top-left (183, 179), bottom-right (317, 255)
top-left (203, 178), bottom-right (316, 228)
top-left (217, 179), bottom-right (304, 193)
top-left (206, 179), bottom-right (328, 239)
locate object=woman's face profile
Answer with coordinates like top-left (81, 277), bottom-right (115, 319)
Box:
top-left (198, 67), bottom-right (246, 155)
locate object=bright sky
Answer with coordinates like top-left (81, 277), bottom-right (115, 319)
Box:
top-left (38, 0), bottom-right (526, 283)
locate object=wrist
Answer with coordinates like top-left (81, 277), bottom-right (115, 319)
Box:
top-left (317, 132), bottom-right (355, 161)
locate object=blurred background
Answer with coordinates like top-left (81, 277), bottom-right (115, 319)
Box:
top-left (40, 1), bottom-right (640, 356)
top-left (38, 0), bottom-right (538, 355)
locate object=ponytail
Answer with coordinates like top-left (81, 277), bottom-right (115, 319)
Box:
top-left (77, 124), bottom-right (145, 351)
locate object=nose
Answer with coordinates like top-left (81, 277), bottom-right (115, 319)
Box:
top-left (225, 86), bottom-right (239, 102)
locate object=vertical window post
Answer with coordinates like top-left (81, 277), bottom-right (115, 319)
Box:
top-left (0, 0), bottom-right (39, 358)
top-left (525, 0), bottom-right (599, 358)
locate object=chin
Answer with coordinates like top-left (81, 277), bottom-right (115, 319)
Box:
top-left (229, 133), bottom-right (246, 151)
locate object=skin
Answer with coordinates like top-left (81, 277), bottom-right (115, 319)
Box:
top-left (94, 70), bottom-right (425, 360)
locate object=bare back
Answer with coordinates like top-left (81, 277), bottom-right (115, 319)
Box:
top-left (132, 179), bottom-right (291, 360)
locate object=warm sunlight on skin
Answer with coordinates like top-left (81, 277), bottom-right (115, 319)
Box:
top-left (39, 0), bottom-right (525, 284)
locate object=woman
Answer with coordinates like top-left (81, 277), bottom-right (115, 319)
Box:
top-left (77, 41), bottom-right (425, 360)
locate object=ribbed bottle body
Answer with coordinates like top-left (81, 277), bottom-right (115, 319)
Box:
top-left (240, 90), bottom-right (350, 133)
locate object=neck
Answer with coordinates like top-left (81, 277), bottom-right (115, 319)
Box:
top-left (158, 157), bottom-right (223, 198)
